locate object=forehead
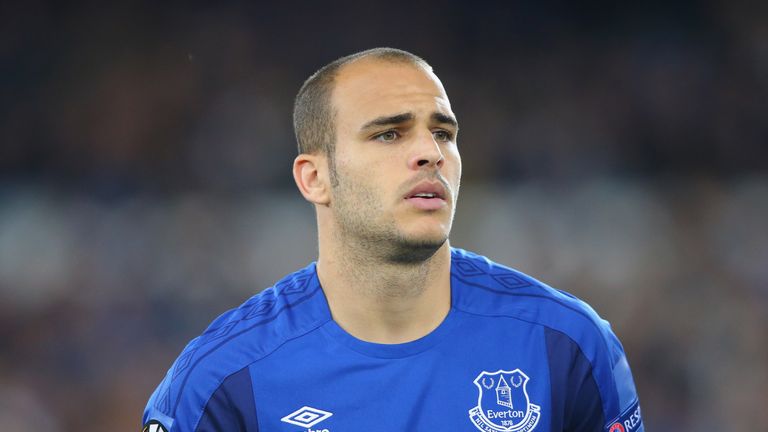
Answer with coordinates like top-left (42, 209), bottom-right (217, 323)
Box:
top-left (331, 58), bottom-right (453, 125)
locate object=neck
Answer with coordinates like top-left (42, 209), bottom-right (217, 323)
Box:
top-left (316, 235), bottom-right (452, 344)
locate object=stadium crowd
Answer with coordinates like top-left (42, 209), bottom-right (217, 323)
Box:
top-left (1, 1), bottom-right (766, 431)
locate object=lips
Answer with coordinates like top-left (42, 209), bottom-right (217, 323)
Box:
top-left (404, 181), bottom-right (448, 210)
top-left (405, 181), bottom-right (446, 200)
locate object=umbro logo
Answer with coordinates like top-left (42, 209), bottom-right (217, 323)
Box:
top-left (281, 405), bottom-right (333, 429)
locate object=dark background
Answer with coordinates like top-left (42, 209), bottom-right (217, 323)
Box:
top-left (1, 1), bottom-right (766, 430)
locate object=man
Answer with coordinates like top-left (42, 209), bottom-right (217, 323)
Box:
top-left (142, 48), bottom-right (644, 432)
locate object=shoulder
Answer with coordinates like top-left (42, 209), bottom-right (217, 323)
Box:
top-left (451, 248), bottom-right (642, 426)
top-left (451, 247), bottom-right (610, 343)
top-left (143, 263), bottom-right (329, 432)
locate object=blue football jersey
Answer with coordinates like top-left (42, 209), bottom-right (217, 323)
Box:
top-left (143, 248), bottom-right (643, 432)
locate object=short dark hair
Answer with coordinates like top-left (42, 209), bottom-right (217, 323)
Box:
top-left (293, 48), bottom-right (431, 156)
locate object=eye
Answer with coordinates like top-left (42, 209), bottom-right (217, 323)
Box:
top-left (433, 130), bottom-right (453, 142)
top-left (374, 130), bottom-right (400, 142)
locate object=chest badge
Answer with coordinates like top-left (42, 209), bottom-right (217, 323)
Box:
top-left (468, 369), bottom-right (541, 432)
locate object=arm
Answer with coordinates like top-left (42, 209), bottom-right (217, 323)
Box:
top-left (545, 326), bottom-right (644, 432)
top-left (143, 365), bottom-right (259, 431)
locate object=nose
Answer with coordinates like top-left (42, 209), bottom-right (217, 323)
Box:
top-left (407, 131), bottom-right (445, 170)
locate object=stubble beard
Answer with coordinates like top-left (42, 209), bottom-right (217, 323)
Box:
top-left (329, 162), bottom-right (449, 267)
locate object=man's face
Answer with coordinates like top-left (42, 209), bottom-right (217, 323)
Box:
top-left (328, 59), bottom-right (461, 263)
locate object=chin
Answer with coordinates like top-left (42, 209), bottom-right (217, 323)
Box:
top-left (385, 231), bottom-right (449, 264)
top-left (397, 221), bottom-right (447, 240)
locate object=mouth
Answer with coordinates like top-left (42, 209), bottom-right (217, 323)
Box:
top-left (404, 181), bottom-right (448, 210)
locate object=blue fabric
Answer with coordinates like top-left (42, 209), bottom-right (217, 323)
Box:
top-left (195, 366), bottom-right (259, 432)
top-left (545, 328), bottom-right (604, 431)
top-left (142, 248), bottom-right (643, 431)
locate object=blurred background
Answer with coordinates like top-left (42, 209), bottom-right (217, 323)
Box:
top-left (1, 0), bottom-right (767, 430)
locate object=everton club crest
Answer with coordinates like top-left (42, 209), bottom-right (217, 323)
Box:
top-left (468, 369), bottom-right (541, 432)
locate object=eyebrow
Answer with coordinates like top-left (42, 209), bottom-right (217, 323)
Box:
top-left (360, 113), bottom-right (415, 131)
top-left (432, 112), bottom-right (458, 128)
top-left (359, 111), bottom-right (458, 132)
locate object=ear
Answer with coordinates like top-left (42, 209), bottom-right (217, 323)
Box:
top-left (293, 153), bottom-right (331, 206)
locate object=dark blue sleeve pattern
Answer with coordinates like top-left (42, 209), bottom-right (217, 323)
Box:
top-left (195, 366), bottom-right (259, 432)
top-left (545, 327), bottom-right (605, 432)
